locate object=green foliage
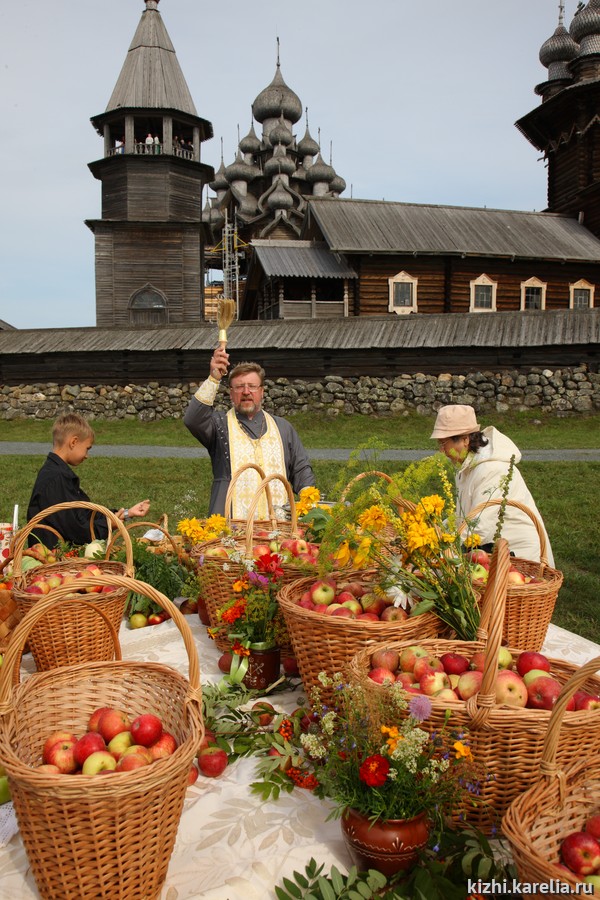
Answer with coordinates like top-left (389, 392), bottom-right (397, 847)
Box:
top-left (111, 538), bottom-right (191, 616)
top-left (275, 860), bottom-right (390, 900)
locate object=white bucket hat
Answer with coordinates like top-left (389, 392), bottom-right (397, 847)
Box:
top-left (430, 405), bottom-right (481, 440)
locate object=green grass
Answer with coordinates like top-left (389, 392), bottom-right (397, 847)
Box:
top-left (3, 452), bottom-right (599, 645)
top-left (2, 409), bottom-right (600, 449)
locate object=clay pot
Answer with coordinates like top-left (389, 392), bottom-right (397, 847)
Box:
top-left (242, 646), bottom-right (281, 691)
top-left (340, 807), bottom-right (430, 877)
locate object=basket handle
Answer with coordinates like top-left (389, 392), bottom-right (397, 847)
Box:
top-left (536, 656), bottom-right (600, 785)
top-left (224, 464), bottom-right (271, 524)
top-left (464, 538), bottom-right (511, 728)
top-left (5, 595), bottom-right (123, 688)
top-left (105, 520), bottom-right (185, 565)
top-left (244, 474), bottom-right (299, 558)
top-left (460, 498), bottom-right (549, 567)
top-left (0, 575), bottom-right (201, 717)
top-left (11, 502), bottom-right (135, 579)
top-left (340, 470), bottom-right (392, 503)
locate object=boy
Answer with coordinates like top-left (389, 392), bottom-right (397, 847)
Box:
top-left (27, 413), bottom-right (150, 547)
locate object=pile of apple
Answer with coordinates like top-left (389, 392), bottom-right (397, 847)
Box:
top-left (35, 707), bottom-right (199, 785)
top-left (23, 563), bottom-right (114, 596)
top-left (466, 548), bottom-right (539, 587)
top-left (367, 645), bottom-right (600, 711)
top-left (203, 534), bottom-right (319, 567)
top-left (558, 816), bottom-right (600, 886)
top-left (294, 576), bottom-right (406, 622)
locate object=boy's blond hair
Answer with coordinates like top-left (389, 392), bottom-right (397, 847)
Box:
top-left (52, 413), bottom-right (94, 448)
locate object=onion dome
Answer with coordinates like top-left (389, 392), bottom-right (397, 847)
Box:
top-left (252, 65), bottom-right (303, 124)
top-left (329, 173), bottom-right (347, 195)
top-left (239, 192), bottom-right (259, 218)
top-left (305, 153), bottom-right (335, 185)
top-left (570, 0), bottom-right (600, 55)
top-left (209, 159), bottom-right (229, 193)
top-left (264, 144), bottom-right (296, 177)
top-left (267, 179), bottom-right (294, 210)
top-left (539, 24), bottom-right (579, 79)
top-left (268, 113), bottom-right (294, 147)
top-left (297, 126), bottom-right (320, 158)
top-left (239, 124), bottom-right (261, 155)
top-left (225, 151), bottom-right (259, 184)
top-left (292, 165), bottom-right (307, 182)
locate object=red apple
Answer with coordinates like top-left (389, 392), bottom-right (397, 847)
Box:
top-left (282, 657), bottom-right (300, 676)
top-left (88, 707), bottom-right (113, 733)
top-left (115, 753), bottom-right (152, 773)
top-left (516, 651), bottom-right (551, 678)
top-left (466, 549), bottom-right (490, 568)
top-left (585, 815), bottom-right (600, 840)
top-left (147, 613), bottom-right (164, 626)
top-left (359, 593), bottom-right (386, 617)
top-left (198, 745), bottom-right (228, 778)
top-left (470, 564), bottom-right (489, 583)
top-left (204, 546), bottom-right (229, 559)
top-left (380, 606), bottom-right (408, 623)
top-left (335, 591), bottom-right (358, 605)
top-left (187, 763), bottom-right (199, 786)
top-left (252, 701), bottom-right (276, 727)
top-left (340, 581), bottom-right (368, 599)
top-left (98, 709), bottom-right (131, 743)
top-left (561, 831), bottom-right (600, 876)
top-left (340, 598), bottom-right (363, 616)
top-left (131, 714), bottom-right (163, 747)
top-left (440, 653), bottom-right (470, 676)
top-left (575, 692), bottom-right (600, 711)
top-left (357, 612), bottom-right (380, 621)
top-left (413, 656), bottom-right (444, 682)
top-left (73, 732), bottom-right (107, 768)
top-left (46, 740), bottom-right (78, 774)
top-left (42, 730), bottom-right (77, 764)
top-left (419, 670), bottom-right (450, 696)
top-left (457, 669), bottom-right (483, 701)
top-left (120, 745), bottom-right (154, 764)
top-left (523, 668), bottom-right (554, 686)
top-left (218, 652), bottom-right (232, 673)
top-left (469, 651), bottom-right (487, 672)
top-left (398, 646), bottom-right (429, 673)
top-left (368, 666), bottom-right (396, 685)
top-left (309, 579), bottom-right (336, 606)
top-left (507, 568), bottom-right (527, 585)
top-left (297, 596), bottom-right (316, 611)
top-left (197, 729), bottom-right (217, 754)
top-left (434, 688), bottom-right (460, 701)
top-left (251, 543), bottom-right (271, 559)
top-left (82, 750), bottom-right (118, 775)
top-left (395, 672), bottom-right (414, 688)
top-left (526, 675), bottom-right (562, 711)
top-left (267, 747), bottom-right (292, 772)
top-left (331, 607), bottom-right (354, 618)
top-left (371, 648), bottom-right (399, 673)
top-left (495, 670), bottom-right (528, 708)
top-left (34, 764), bottom-right (61, 774)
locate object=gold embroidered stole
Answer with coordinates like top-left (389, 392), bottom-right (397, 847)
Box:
top-left (226, 408), bottom-right (287, 518)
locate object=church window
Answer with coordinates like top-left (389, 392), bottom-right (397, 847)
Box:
top-left (569, 279), bottom-right (595, 309)
top-left (520, 277), bottom-right (546, 311)
top-left (388, 271), bottom-right (418, 314)
top-left (470, 274), bottom-right (497, 312)
top-left (128, 284), bottom-right (169, 325)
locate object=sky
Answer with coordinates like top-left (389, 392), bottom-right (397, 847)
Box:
top-left (0, 0), bottom-right (573, 329)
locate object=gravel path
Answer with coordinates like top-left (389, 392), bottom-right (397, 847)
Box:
top-left (1, 442), bottom-right (599, 461)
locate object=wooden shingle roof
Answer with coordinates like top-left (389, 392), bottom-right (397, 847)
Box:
top-left (0, 309), bottom-right (598, 356)
top-left (105, 0), bottom-right (197, 115)
top-left (305, 197), bottom-right (600, 263)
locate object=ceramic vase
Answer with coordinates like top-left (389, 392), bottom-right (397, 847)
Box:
top-left (242, 645), bottom-right (281, 690)
top-left (340, 807), bottom-right (430, 877)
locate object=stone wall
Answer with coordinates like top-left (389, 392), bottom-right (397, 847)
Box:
top-left (1, 365), bottom-right (599, 421)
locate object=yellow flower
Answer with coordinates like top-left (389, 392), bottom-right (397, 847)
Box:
top-left (463, 533), bottom-right (482, 549)
top-left (296, 486), bottom-right (321, 516)
top-left (453, 741), bottom-right (473, 761)
top-left (232, 579), bottom-right (245, 593)
top-left (419, 495), bottom-right (445, 517)
top-left (381, 724), bottom-right (401, 753)
top-left (352, 536), bottom-right (373, 569)
top-left (357, 504), bottom-right (389, 533)
top-left (333, 540), bottom-right (352, 567)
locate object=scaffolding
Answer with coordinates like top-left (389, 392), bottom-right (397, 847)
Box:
top-left (205, 211), bottom-right (247, 321)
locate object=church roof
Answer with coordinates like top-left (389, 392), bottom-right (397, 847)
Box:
top-left (106, 0), bottom-right (197, 115)
top-left (304, 197), bottom-right (600, 263)
top-left (251, 240), bottom-right (357, 279)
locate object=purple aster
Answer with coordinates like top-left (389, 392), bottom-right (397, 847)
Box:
top-left (408, 695), bottom-right (432, 722)
top-left (248, 571), bottom-right (269, 587)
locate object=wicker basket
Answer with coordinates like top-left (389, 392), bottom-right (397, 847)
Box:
top-left (224, 462), bottom-right (294, 532)
top-left (11, 502), bottom-right (134, 671)
top-left (463, 498), bottom-right (563, 651)
top-left (277, 570), bottom-right (443, 703)
top-left (502, 655), bottom-right (600, 899)
top-left (348, 539), bottom-right (600, 833)
top-left (193, 474), bottom-right (313, 652)
top-left (0, 576), bottom-right (203, 900)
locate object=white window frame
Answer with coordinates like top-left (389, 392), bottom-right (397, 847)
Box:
top-left (388, 271), bottom-right (418, 314)
top-left (569, 279), bottom-right (595, 309)
top-left (520, 276), bottom-right (547, 311)
top-left (470, 274), bottom-right (497, 313)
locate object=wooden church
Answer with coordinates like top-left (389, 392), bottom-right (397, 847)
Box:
top-left (86, 0), bottom-right (214, 327)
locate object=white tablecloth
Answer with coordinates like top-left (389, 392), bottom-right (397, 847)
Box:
top-left (1, 618), bottom-right (599, 900)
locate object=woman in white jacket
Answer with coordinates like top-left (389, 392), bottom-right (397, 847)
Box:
top-left (431, 405), bottom-right (554, 565)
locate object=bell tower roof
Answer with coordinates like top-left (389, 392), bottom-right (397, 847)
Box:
top-left (106, 0), bottom-right (197, 115)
